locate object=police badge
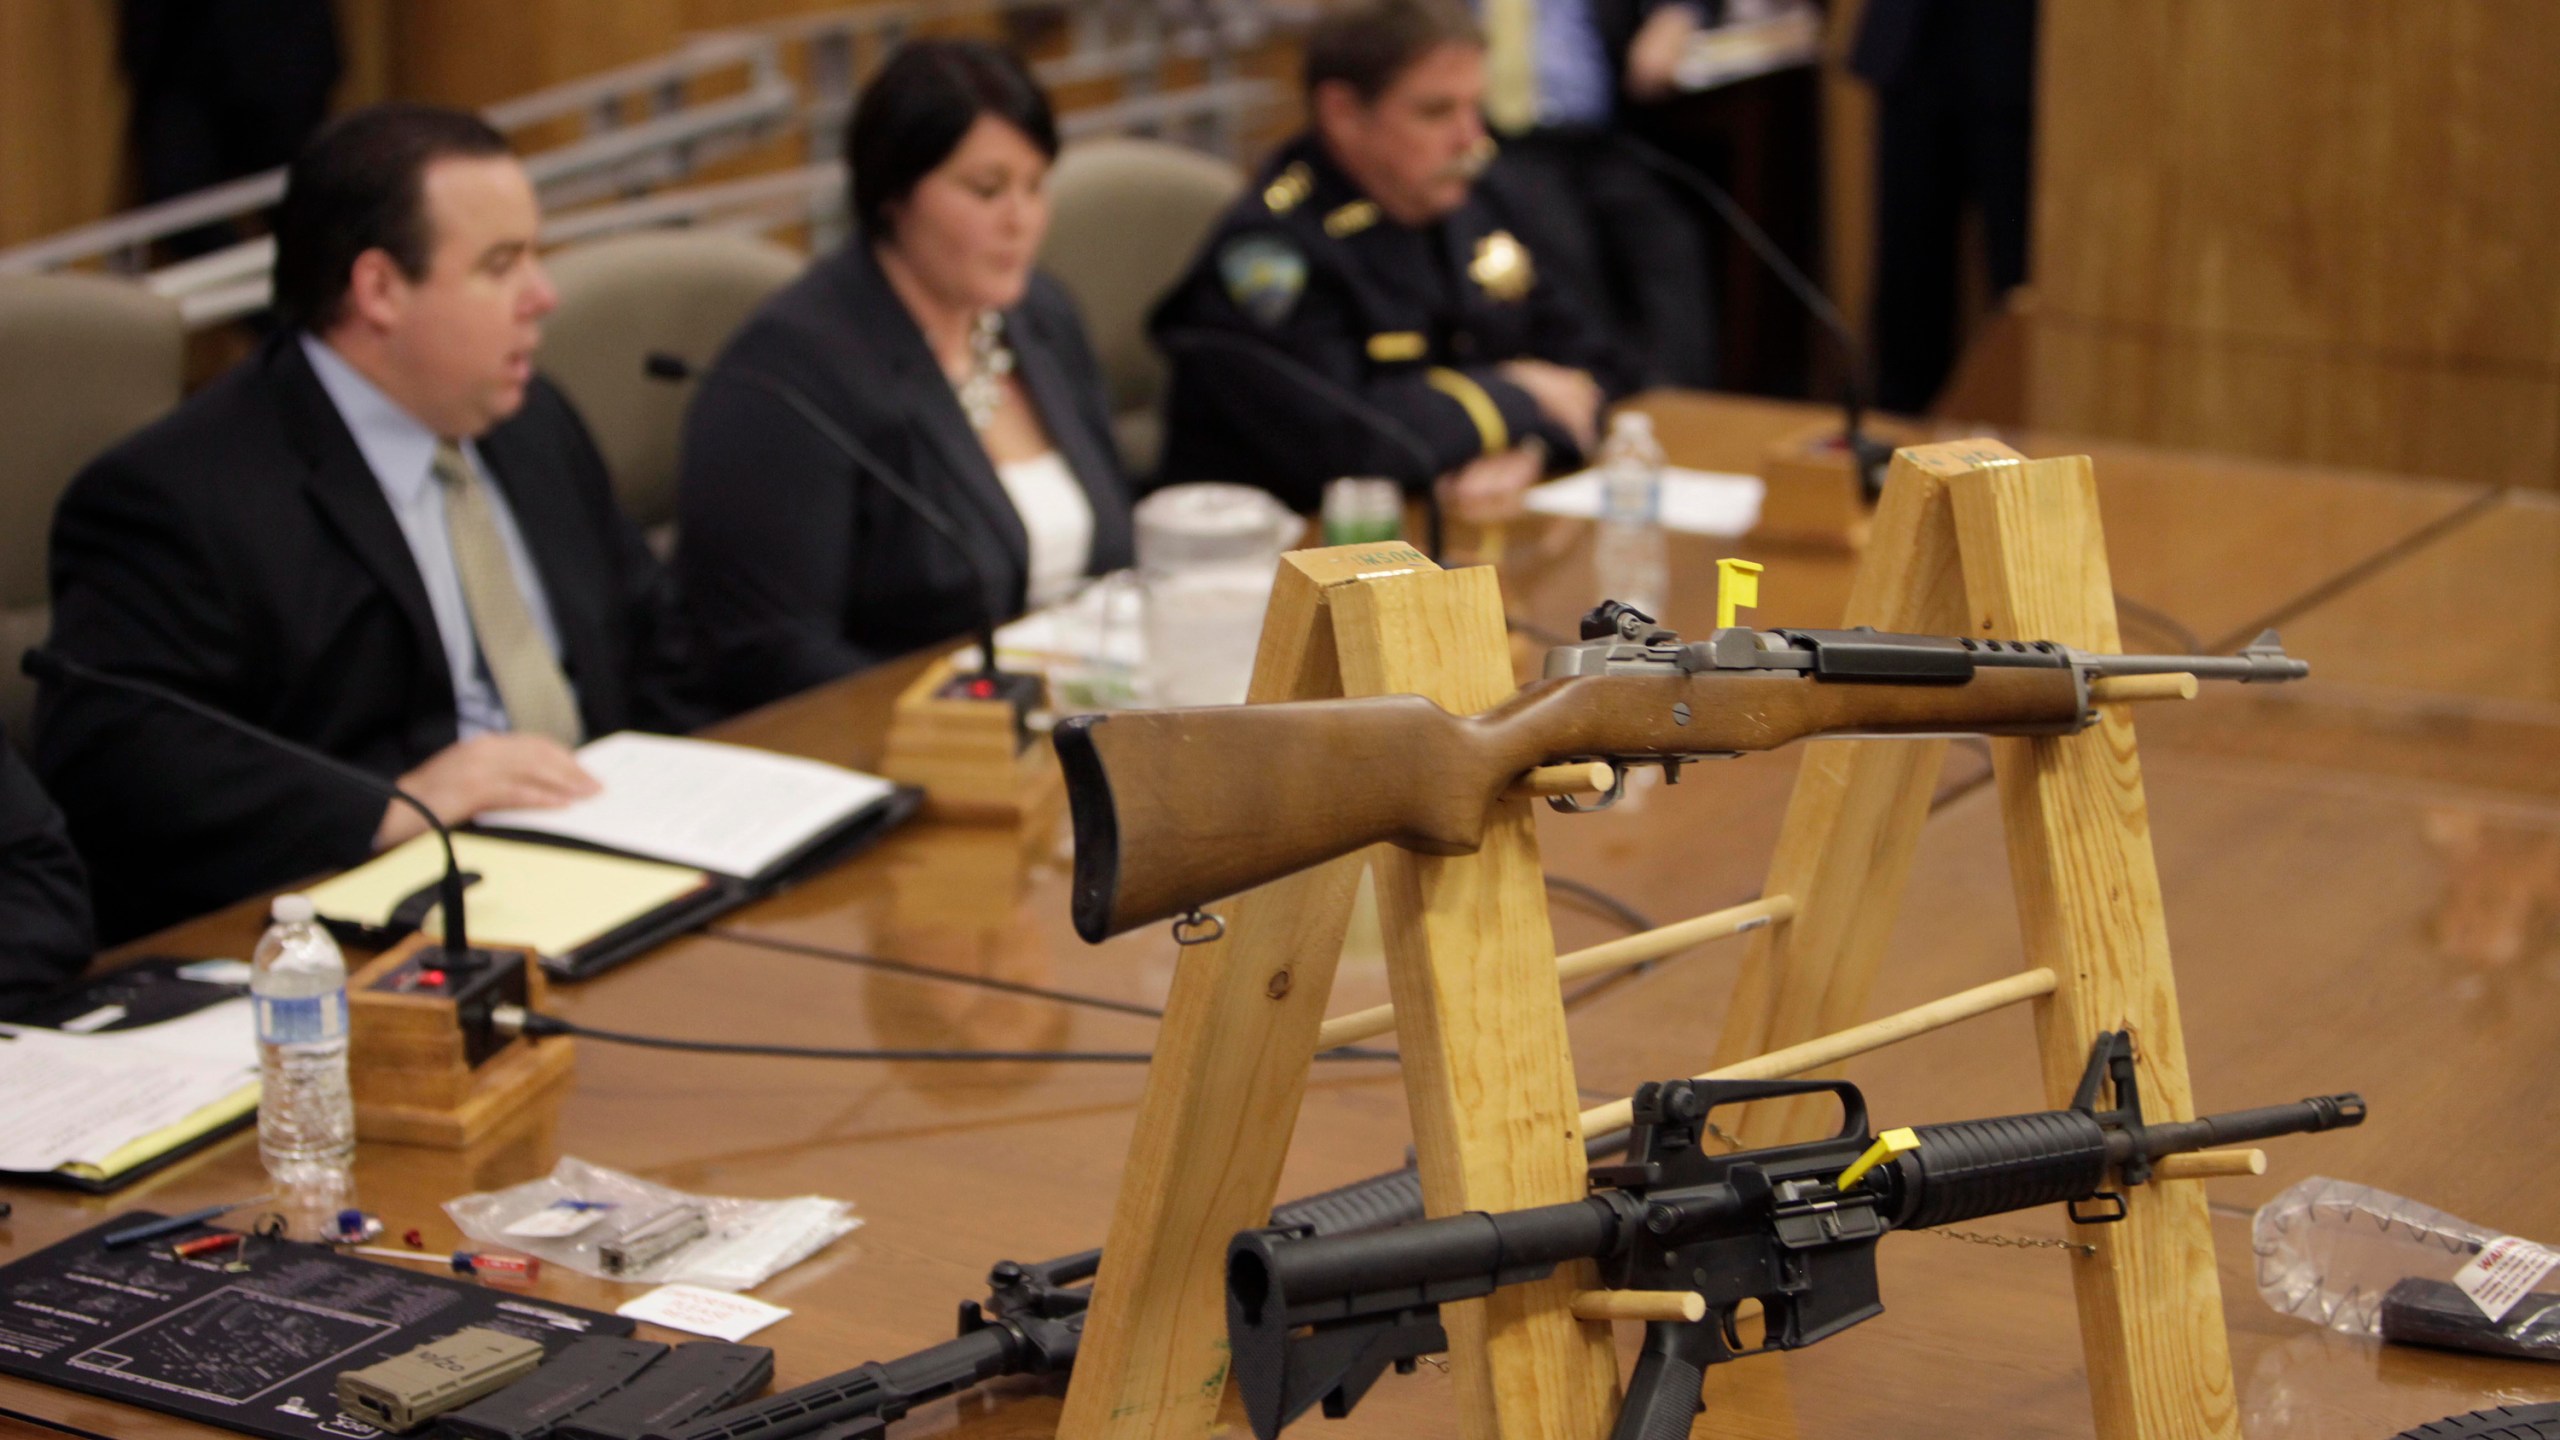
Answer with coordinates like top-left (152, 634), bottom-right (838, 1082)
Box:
top-left (1469, 230), bottom-right (1534, 302)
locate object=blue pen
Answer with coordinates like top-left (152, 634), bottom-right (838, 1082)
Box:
top-left (100, 1195), bottom-right (273, 1250)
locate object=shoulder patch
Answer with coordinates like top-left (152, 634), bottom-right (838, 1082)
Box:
top-left (1218, 234), bottom-right (1309, 327)
top-left (1262, 162), bottom-right (1313, 215)
top-left (1323, 200), bottom-right (1380, 239)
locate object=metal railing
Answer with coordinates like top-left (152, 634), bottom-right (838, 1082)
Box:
top-left (0, 0), bottom-right (1294, 330)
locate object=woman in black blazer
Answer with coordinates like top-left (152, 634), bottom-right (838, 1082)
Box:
top-left (676, 40), bottom-right (1135, 713)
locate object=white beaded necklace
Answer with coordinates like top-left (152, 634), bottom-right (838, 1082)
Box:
top-left (956, 310), bottom-right (1016, 431)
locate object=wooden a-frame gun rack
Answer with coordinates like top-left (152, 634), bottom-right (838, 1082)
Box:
top-left (1055, 439), bottom-right (2253, 1440)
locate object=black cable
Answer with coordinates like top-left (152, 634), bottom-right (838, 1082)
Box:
top-left (2201, 484), bottom-right (2508, 654)
top-left (1543, 874), bottom-right (1655, 935)
top-left (516, 1011), bottom-right (1401, 1064)
top-left (706, 926), bottom-right (1168, 1022)
top-left (2111, 592), bottom-right (2203, 655)
top-left (1611, 131), bottom-right (1889, 496)
top-left (1545, 874), bottom-right (1668, 1013)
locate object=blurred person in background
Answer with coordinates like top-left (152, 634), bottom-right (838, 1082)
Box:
top-left (1151, 0), bottom-right (1635, 519)
top-left (122, 0), bottom-right (342, 257)
top-left (37, 105), bottom-right (689, 941)
top-left (676, 39), bottom-right (1134, 716)
top-left (0, 724), bottom-right (91, 1019)
top-left (1853, 0), bottom-right (2036, 413)
top-left (1475, 0), bottom-right (1720, 389)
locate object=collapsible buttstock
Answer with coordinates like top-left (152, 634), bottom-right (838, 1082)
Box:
top-left (1053, 699), bottom-right (1503, 942)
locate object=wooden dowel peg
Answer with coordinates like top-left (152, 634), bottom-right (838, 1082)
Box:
top-left (1314, 895), bottom-right (1797, 1050)
top-left (2153, 1149), bottom-right (2265, 1180)
top-left (1504, 762), bottom-right (1616, 800)
top-left (1570, 1290), bottom-right (1706, 1324)
top-left (1581, 967), bottom-right (2058, 1136)
top-left (1553, 895), bottom-right (1798, 985)
top-left (2088, 673), bottom-right (2197, 704)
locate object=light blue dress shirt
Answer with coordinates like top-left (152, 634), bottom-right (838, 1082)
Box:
top-left (299, 334), bottom-right (569, 740)
top-left (1533, 0), bottom-right (1619, 128)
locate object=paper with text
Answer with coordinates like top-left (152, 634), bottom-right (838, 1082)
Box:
top-left (477, 732), bottom-right (897, 880)
top-left (1526, 466), bottom-right (1766, 536)
top-left (0, 1001), bottom-right (257, 1172)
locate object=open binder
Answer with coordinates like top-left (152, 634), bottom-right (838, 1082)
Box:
top-left (309, 733), bottom-right (921, 979)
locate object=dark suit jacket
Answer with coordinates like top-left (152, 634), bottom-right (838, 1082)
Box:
top-left (0, 725), bottom-right (91, 1017)
top-left (37, 335), bottom-right (689, 942)
top-left (1850, 0), bottom-right (2036, 108)
top-left (675, 243), bottom-right (1136, 715)
top-left (1585, 0), bottom-right (1704, 105)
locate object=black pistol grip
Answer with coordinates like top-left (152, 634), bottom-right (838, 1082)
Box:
top-left (1610, 1320), bottom-right (1723, 1440)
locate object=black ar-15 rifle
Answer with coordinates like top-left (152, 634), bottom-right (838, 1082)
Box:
top-left (656, 1138), bottom-right (1611, 1440)
top-left (1055, 603), bottom-right (2310, 942)
top-left (1225, 1033), bottom-right (2365, 1440)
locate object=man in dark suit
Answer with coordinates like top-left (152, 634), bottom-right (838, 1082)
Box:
top-left (1152, 0), bottom-right (1635, 517)
top-left (1852, 0), bottom-right (2036, 413)
top-left (37, 104), bottom-right (688, 941)
top-left (0, 727), bottom-right (91, 1017)
top-left (1476, 0), bottom-right (1720, 388)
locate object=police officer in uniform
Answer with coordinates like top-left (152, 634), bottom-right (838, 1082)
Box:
top-left (1151, 0), bottom-right (1633, 518)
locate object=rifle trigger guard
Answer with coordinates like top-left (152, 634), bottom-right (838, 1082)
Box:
top-left (1173, 909), bottom-right (1226, 946)
top-left (1545, 762), bottom-right (1627, 815)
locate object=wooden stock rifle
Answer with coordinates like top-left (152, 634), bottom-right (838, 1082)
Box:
top-left (1053, 602), bottom-right (2309, 943)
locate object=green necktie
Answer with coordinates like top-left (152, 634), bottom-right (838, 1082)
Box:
top-left (431, 441), bottom-right (582, 747)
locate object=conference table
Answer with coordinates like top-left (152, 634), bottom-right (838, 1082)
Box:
top-left (6, 392), bottom-right (2557, 1440)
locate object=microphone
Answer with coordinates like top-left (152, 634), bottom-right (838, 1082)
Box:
top-left (1154, 328), bottom-right (1447, 560)
top-left (1609, 132), bottom-right (1894, 500)
top-left (22, 647), bottom-right (483, 966)
top-left (644, 351), bottom-right (1044, 730)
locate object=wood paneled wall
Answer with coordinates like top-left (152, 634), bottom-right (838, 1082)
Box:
top-left (2026, 0), bottom-right (2560, 489)
top-left (0, 4), bottom-right (127, 249)
top-left (0, 0), bottom-right (920, 255)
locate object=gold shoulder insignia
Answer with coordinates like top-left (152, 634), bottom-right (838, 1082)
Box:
top-left (1262, 162), bottom-right (1313, 214)
top-left (1365, 331), bottom-right (1426, 362)
top-left (1323, 200), bottom-right (1380, 238)
top-left (1469, 229), bottom-right (1535, 302)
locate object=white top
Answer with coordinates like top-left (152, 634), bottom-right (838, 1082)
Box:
top-left (995, 450), bottom-right (1096, 610)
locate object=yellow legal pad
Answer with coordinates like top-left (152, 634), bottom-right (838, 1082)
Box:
top-left (306, 834), bottom-right (713, 962)
top-left (61, 1085), bottom-right (261, 1187)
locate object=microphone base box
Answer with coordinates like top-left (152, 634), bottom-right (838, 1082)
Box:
top-left (1753, 418), bottom-right (1924, 550)
top-left (349, 937), bottom-right (576, 1149)
top-left (880, 653), bottom-right (1065, 829)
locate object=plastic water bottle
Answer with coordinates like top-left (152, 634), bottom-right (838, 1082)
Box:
top-left (253, 894), bottom-right (354, 1220)
top-left (1593, 411), bottom-right (1669, 622)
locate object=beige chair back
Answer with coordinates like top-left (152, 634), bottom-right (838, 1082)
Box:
top-left (1038, 138), bottom-right (1242, 475)
top-left (0, 274), bottom-right (185, 742)
top-left (541, 230), bottom-right (805, 539)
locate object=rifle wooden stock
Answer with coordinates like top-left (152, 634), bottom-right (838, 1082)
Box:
top-left (1056, 665), bottom-right (2083, 941)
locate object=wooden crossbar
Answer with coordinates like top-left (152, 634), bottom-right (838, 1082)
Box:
top-left (1580, 967), bottom-right (2057, 1136)
top-left (1315, 895), bottom-right (1798, 1050)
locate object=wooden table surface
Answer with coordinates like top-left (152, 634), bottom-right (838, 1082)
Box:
top-left (7, 393), bottom-right (2556, 1440)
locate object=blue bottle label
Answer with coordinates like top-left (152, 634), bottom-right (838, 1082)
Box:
top-left (257, 991), bottom-right (348, 1045)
